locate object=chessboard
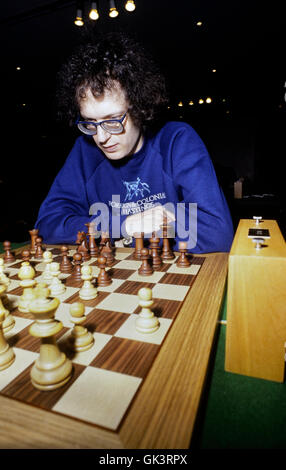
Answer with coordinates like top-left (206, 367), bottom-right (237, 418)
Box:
top-left (0, 244), bottom-right (228, 449)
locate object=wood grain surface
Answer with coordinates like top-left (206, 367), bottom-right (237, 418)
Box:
top-left (0, 245), bottom-right (228, 449)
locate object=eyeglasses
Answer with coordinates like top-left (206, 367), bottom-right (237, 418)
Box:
top-left (76, 112), bottom-right (127, 135)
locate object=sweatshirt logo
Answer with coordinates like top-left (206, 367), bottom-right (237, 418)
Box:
top-left (123, 177), bottom-right (150, 201)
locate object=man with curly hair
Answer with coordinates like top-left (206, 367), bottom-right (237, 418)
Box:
top-left (35, 32), bottom-right (233, 253)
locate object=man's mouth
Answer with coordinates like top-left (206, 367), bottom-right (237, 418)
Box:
top-left (102, 144), bottom-right (118, 152)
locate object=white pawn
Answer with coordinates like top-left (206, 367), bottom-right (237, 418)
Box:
top-left (0, 258), bottom-right (10, 287)
top-left (18, 261), bottom-right (37, 313)
top-left (68, 302), bottom-right (94, 352)
top-left (49, 262), bottom-right (66, 296)
top-left (41, 250), bottom-right (53, 283)
top-left (135, 288), bottom-right (159, 334)
top-left (0, 310), bottom-right (15, 370)
top-left (79, 265), bottom-right (97, 300)
top-left (29, 286), bottom-right (73, 391)
top-left (0, 284), bottom-right (15, 334)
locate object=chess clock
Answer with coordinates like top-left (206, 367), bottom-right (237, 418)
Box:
top-left (225, 217), bottom-right (286, 382)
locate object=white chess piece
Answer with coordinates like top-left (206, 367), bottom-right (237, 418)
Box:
top-left (0, 258), bottom-right (10, 287)
top-left (0, 284), bottom-right (15, 334)
top-left (0, 309), bottom-right (15, 371)
top-left (29, 286), bottom-right (72, 390)
top-left (18, 261), bottom-right (37, 313)
top-left (49, 262), bottom-right (66, 296)
top-left (42, 250), bottom-right (53, 283)
top-left (135, 287), bottom-right (159, 334)
top-left (68, 302), bottom-right (94, 352)
top-left (79, 265), bottom-right (97, 300)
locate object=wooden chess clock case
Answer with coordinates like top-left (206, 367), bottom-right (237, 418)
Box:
top-left (225, 219), bottom-right (286, 382)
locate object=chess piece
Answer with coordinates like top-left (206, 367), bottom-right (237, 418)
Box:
top-left (70, 253), bottom-right (83, 281)
top-left (0, 284), bottom-right (15, 334)
top-left (49, 262), bottom-right (66, 296)
top-left (18, 261), bottom-right (37, 313)
top-left (160, 215), bottom-right (175, 260)
top-left (29, 286), bottom-right (73, 390)
top-left (135, 287), bottom-right (159, 334)
top-left (134, 232), bottom-right (144, 260)
top-left (149, 235), bottom-right (162, 269)
top-left (138, 248), bottom-right (153, 276)
top-left (60, 246), bottom-right (73, 273)
top-left (97, 256), bottom-right (112, 287)
top-left (68, 302), bottom-right (94, 352)
top-left (42, 250), bottom-right (53, 283)
top-left (0, 310), bottom-right (15, 371)
top-left (79, 265), bottom-right (98, 300)
top-left (3, 241), bottom-right (15, 263)
top-left (21, 249), bottom-right (31, 262)
top-left (0, 258), bottom-right (10, 287)
top-left (76, 231), bottom-right (90, 261)
top-left (99, 232), bottom-right (109, 253)
top-left (177, 242), bottom-right (191, 267)
top-left (29, 228), bottom-right (39, 254)
top-left (85, 222), bottom-right (99, 257)
top-left (100, 239), bottom-right (115, 266)
top-left (35, 237), bottom-right (44, 258)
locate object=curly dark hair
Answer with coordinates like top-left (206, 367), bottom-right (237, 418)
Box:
top-left (56, 31), bottom-right (168, 128)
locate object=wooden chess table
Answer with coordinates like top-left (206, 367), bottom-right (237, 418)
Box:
top-left (0, 243), bottom-right (228, 449)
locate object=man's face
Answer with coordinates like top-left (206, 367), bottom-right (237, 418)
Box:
top-left (79, 83), bottom-right (143, 161)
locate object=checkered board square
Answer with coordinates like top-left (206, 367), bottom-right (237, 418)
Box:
top-left (0, 246), bottom-right (205, 431)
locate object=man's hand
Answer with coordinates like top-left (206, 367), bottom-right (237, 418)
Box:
top-left (125, 206), bottom-right (176, 237)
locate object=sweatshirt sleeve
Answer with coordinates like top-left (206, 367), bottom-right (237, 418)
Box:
top-left (35, 138), bottom-right (95, 244)
top-left (167, 123), bottom-right (234, 253)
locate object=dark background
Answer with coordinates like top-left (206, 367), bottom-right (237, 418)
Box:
top-left (0, 0), bottom-right (285, 241)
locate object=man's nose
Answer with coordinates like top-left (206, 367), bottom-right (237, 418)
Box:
top-left (96, 125), bottom-right (110, 143)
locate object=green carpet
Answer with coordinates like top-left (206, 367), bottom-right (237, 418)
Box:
top-left (0, 241), bottom-right (28, 254)
top-left (194, 299), bottom-right (286, 449)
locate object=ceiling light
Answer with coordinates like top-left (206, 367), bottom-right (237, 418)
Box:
top-left (199, 99), bottom-right (204, 104)
top-left (125, 0), bottom-right (136, 11)
top-left (109, 0), bottom-right (119, 17)
top-left (89, 2), bottom-right (99, 20)
top-left (74, 9), bottom-right (84, 26)
top-left (206, 97), bottom-right (212, 103)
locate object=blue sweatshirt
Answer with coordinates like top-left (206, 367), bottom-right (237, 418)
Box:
top-left (35, 121), bottom-right (233, 253)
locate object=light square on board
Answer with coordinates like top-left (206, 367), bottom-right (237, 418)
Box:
top-left (166, 263), bottom-right (201, 276)
top-left (49, 286), bottom-right (79, 303)
top-left (115, 313), bottom-right (172, 345)
top-left (58, 330), bottom-right (112, 366)
top-left (52, 366), bottom-right (142, 430)
top-left (0, 348), bottom-right (38, 391)
top-left (114, 251), bottom-right (132, 260)
top-left (95, 292), bottom-right (138, 314)
top-left (152, 283), bottom-right (190, 301)
top-left (5, 316), bottom-right (33, 340)
top-left (6, 279), bottom-right (21, 293)
top-left (53, 302), bottom-right (95, 328)
top-left (112, 259), bottom-right (142, 271)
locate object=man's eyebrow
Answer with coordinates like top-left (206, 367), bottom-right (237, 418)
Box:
top-left (81, 111), bottom-right (125, 121)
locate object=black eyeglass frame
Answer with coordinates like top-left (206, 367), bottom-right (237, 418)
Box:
top-left (76, 112), bottom-right (127, 135)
